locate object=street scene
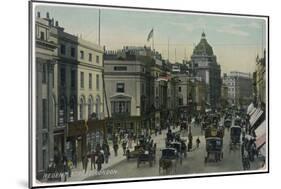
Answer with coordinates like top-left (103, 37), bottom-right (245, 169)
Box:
top-left (33, 3), bottom-right (267, 185)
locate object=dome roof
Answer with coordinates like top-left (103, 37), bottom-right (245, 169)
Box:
top-left (193, 32), bottom-right (214, 56)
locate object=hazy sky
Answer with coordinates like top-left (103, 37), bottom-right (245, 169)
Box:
top-left (35, 4), bottom-right (267, 75)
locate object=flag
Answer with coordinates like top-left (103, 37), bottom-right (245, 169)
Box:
top-left (147, 28), bottom-right (153, 42)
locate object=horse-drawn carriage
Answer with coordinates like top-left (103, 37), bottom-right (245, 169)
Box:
top-left (137, 148), bottom-right (156, 167)
top-left (159, 148), bottom-right (178, 174)
top-left (204, 127), bottom-right (224, 163)
top-left (204, 137), bottom-right (223, 163)
top-left (126, 145), bottom-right (144, 160)
top-left (229, 125), bottom-right (241, 151)
top-left (166, 141), bottom-right (185, 164)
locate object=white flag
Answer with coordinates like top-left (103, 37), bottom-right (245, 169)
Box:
top-left (147, 28), bottom-right (153, 42)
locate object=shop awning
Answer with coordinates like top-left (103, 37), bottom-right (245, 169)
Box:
top-left (255, 120), bottom-right (266, 138)
top-left (247, 103), bottom-right (254, 114)
top-left (248, 107), bottom-right (257, 116)
top-left (255, 120), bottom-right (266, 149)
top-left (256, 133), bottom-right (266, 149)
top-left (250, 108), bottom-right (263, 127)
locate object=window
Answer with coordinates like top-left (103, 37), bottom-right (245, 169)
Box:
top-left (89, 53), bottom-right (92, 62)
top-left (116, 83), bottom-right (125, 93)
top-left (80, 72), bottom-right (84, 88)
top-left (179, 98), bottom-right (183, 105)
top-left (60, 44), bottom-right (66, 55)
top-left (42, 64), bottom-right (47, 84)
top-left (179, 86), bottom-right (182, 92)
top-left (96, 74), bottom-right (100, 90)
top-left (89, 73), bottom-right (92, 89)
top-left (111, 101), bottom-right (131, 113)
top-left (71, 70), bottom-right (76, 88)
top-left (42, 99), bottom-right (47, 129)
top-left (79, 99), bottom-right (84, 120)
top-left (71, 47), bottom-right (75, 57)
top-left (88, 99), bottom-right (93, 119)
top-left (60, 67), bottom-right (66, 87)
top-left (40, 31), bottom-right (45, 40)
top-left (80, 50), bottom-right (84, 59)
top-left (114, 66), bottom-right (127, 71)
top-left (96, 55), bottom-right (100, 63)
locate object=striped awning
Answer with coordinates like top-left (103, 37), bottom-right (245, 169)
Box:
top-left (250, 108), bottom-right (263, 127)
top-left (256, 133), bottom-right (266, 149)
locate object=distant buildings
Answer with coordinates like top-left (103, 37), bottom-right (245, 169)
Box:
top-left (222, 71), bottom-right (253, 107)
top-left (191, 32), bottom-right (221, 109)
top-left (253, 50), bottom-right (266, 109)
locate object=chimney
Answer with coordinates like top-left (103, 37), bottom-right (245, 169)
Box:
top-left (55, 21), bottom-right (59, 27)
top-left (37, 12), bottom-right (40, 18)
top-left (51, 18), bottom-right (54, 26)
top-left (46, 12), bottom-right (50, 19)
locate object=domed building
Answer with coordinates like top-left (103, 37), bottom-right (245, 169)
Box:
top-left (191, 32), bottom-right (221, 109)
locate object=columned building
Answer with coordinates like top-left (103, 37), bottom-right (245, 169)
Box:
top-left (191, 32), bottom-right (221, 109)
top-left (35, 12), bottom-right (104, 178)
top-left (35, 12), bottom-right (58, 178)
top-left (103, 47), bottom-right (149, 134)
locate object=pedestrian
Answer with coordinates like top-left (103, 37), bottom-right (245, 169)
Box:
top-left (113, 142), bottom-right (119, 156)
top-left (122, 139), bottom-right (127, 156)
top-left (196, 137), bottom-right (201, 148)
top-left (102, 142), bottom-right (110, 164)
top-left (83, 155), bottom-right (88, 174)
top-left (67, 159), bottom-right (73, 177)
top-left (90, 152), bottom-right (96, 170)
top-left (96, 151), bottom-right (104, 171)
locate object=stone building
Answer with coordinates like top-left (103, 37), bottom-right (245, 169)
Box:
top-left (222, 71), bottom-right (253, 108)
top-left (103, 46), bottom-right (169, 134)
top-left (191, 32), bottom-right (221, 109)
top-left (35, 12), bottom-right (58, 178)
top-left (35, 12), bottom-right (104, 178)
top-left (254, 50), bottom-right (266, 109)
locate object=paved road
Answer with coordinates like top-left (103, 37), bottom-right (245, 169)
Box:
top-left (84, 118), bottom-right (259, 181)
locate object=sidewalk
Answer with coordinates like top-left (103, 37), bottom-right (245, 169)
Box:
top-left (67, 126), bottom-right (180, 182)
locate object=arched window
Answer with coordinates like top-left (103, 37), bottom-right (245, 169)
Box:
top-left (95, 96), bottom-right (100, 119)
top-left (79, 98), bottom-right (84, 120)
top-left (88, 97), bottom-right (93, 119)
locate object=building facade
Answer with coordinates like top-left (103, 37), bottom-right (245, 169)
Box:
top-left (35, 12), bottom-right (104, 178)
top-left (222, 71), bottom-right (253, 107)
top-left (254, 50), bottom-right (266, 109)
top-left (191, 32), bottom-right (221, 109)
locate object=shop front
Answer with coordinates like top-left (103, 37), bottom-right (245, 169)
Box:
top-left (66, 120), bottom-right (87, 166)
top-left (87, 119), bottom-right (106, 153)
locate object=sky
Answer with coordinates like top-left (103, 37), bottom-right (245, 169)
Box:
top-left (35, 4), bottom-right (267, 75)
